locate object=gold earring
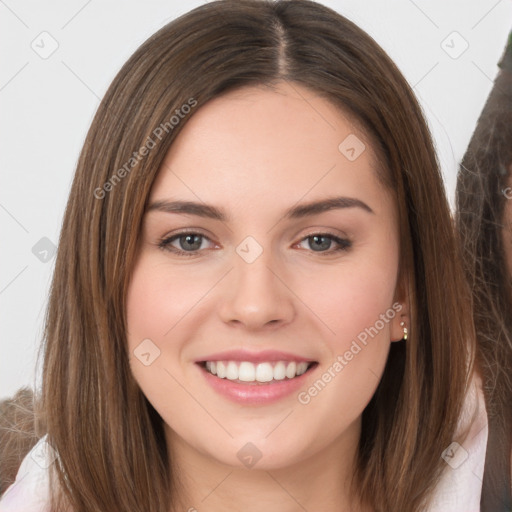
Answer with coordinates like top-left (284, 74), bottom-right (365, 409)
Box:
top-left (400, 321), bottom-right (408, 341)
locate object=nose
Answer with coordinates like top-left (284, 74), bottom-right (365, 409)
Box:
top-left (217, 247), bottom-right (295, 331)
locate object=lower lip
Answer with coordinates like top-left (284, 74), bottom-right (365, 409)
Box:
top-left (197, 363), bottom-right (318, 405)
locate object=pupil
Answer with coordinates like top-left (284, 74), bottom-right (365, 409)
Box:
top-left (182, 234), bottom-right (201, 250)
top-left (311, 235), bottom-right (330, 251)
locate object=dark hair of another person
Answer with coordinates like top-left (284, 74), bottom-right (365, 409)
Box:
top-left (456, 30), bottom-right (512, 512)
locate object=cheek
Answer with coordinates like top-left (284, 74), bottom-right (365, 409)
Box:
top-left (295, 248), bottom-right (399, 348)
top-left (125, 256), bottom-right (203, 415)
top-left (291, 242), bottom-right (398, 407)
top-left (126, 256), bottom-right (206, 346)
top-left (294, 276), bottom-right (395, 438)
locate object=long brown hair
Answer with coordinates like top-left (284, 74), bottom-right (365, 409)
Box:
top-left (455, 31), bottom-right (512, 511)
top-left (28, 1), bottom-right (475, 510)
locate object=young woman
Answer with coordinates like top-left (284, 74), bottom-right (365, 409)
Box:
top-left (0, 1), bottom-right (483, 510)
top-left (456, 30), bottom-right (512, 512)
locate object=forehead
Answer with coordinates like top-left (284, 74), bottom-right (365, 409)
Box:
top-left (149, 82), bottom-right (393, 220)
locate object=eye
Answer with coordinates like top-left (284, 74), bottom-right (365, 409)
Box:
top-left (157, 230), bottom-right (352, 257)
top-left (158, 231), bottom-right (215, 257)
top-left (296, 232), bottom-right (352, 254)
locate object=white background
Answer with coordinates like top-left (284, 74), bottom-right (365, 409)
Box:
top-left (1, 0), bottom-right (511, 400)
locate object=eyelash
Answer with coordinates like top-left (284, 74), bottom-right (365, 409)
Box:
top-left (157, 230), bottom-right (352, 257)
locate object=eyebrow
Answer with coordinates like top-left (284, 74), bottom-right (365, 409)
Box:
top-left (145, 196), bottom-right (374, 221)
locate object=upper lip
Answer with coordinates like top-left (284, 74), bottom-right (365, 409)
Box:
top-left (195, 349), bottom-right (317, 364)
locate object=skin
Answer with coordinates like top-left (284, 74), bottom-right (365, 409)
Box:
top-left (126, 80), bottom-right (409, 512)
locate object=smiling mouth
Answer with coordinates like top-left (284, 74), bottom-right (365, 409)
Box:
top-left (198, 360), bottom-right (318, 384)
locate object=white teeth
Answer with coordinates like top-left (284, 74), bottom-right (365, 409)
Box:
top-left (273, 361), bottom-right (286, 380)
top-left (226, 361), bottom-right (238, 380)
top-left (238, 362), bottom-right (256, 382)
top-left (256, 363), bottom-right (274, 382)
top-left (285, 361), bottom-right (297, 378)
top-left (216, 361), bottom-right (227, 378)
top-left (296, 362), bottom-right (308, 376)
top-left (204, 360), bottom-right (313, 382)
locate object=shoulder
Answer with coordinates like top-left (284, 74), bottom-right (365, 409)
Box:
top-left (426, 370), bottom-right (488, 512)
top-left (0, 434), bottom-right (55, 512)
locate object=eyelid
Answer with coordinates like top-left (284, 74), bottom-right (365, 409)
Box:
top-left (299, 227), bottom-right (351, 241)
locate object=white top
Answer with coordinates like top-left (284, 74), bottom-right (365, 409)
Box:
top-left (0, 434), bottom-right (53, 512)
top-left (427, 372), bottom-right (488, 511)
top-left (0, 376), bottom-right (488, 511)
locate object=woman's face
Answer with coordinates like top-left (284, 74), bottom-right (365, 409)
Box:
top-left (126, 81), bottom-right (406, 472)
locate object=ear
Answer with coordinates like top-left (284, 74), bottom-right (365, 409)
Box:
top-left (390, 274), bottom-right (410, 343)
